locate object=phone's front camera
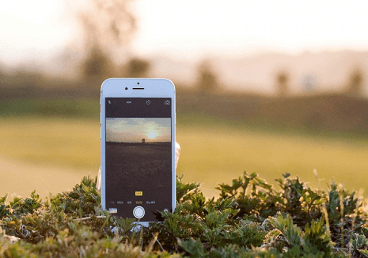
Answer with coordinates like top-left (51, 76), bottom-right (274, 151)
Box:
top-left (125, 87), bottom-right (128, 90)
top-left (137, 82), bottom-right (140, 85)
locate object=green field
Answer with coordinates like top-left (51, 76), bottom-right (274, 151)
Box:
top-left (1, 114), bottom-right (368, 199)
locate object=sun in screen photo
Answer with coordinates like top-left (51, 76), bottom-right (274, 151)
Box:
top-left (106, 118), bottom-right (171, 143)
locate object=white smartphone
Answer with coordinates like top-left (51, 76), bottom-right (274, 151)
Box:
top-left (100, 78), bottom-right (176, 223)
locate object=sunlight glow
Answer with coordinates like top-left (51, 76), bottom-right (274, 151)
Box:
top-left (1, 0), bottom-right (368, 64)
top-left (148, 131), bottom-right (156, 139)
top-left (134, 0), bottom-right (368, 58)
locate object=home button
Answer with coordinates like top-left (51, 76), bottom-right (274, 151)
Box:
top-left (133, 206), bottom-right (145, 219)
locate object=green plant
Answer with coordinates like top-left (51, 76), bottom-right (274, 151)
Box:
top-left (1, 173), bottom-right (367, 257)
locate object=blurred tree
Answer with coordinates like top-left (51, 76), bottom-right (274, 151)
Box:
top-left (196, 60), bottom-right (219, 94)
top-left (346, 68), bottom-right (364, 97)
top-left (276, 71), bottom-right (289, 97)
top-left (81, 45), bottom-right (114, 81)
top-left (0, 66), bottom-right (4, 86)
top-left (124, 58), bottom-right (151, 77)
top-left (13, 68), bottom-right (43, 89)
top-left (67, 0), bottom-right (137, 85)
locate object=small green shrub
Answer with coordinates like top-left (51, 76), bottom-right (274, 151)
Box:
top-left (1, 172), bottom-right (367, 257)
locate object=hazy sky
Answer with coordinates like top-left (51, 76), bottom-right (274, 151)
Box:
top-left (0, 0), bottom-right (367, 64)
top-left (106, 118), bottom-right (171, 143)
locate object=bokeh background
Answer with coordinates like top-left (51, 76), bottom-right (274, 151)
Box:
top-left (1, 0), bottom-right (368, 199)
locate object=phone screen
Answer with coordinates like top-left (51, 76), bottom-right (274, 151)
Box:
top-left (105, 98), bottom-right (172, 221)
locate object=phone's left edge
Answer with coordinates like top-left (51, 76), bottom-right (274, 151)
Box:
top-left (100, 79), bottom-right (109, 212)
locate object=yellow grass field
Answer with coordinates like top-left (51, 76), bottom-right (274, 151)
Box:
top-left (1, 117), bottom-right (368, 198)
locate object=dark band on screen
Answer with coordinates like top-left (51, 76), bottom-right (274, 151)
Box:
top-left (106, 98), bottom-right (171, 118)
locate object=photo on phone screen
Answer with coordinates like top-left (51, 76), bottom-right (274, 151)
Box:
top-left (105, 98), bottom-right (172, 221)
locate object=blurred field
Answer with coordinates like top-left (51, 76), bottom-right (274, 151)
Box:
top-left (1, 102), bottom-right (368, 198)
top-left (0, 117), bottom-right (99, 169)
top-left (176, 118), bottom-right (368, 197)
top-left (0, 116), bottom-right (99, 199)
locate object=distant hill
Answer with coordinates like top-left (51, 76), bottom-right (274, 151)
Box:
top-left (149, 50), bottom-right (368, 96)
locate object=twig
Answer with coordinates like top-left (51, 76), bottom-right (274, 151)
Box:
top-left (152, 233), bottom-right (165, 252)
top-left (73, 216), bottom-right (107, 221)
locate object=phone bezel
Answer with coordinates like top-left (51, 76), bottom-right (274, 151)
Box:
top-left (100, 78), bottom-right (176, 222)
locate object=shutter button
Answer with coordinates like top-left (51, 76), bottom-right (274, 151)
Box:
top-left (133, 206), bottom-right (145, 219)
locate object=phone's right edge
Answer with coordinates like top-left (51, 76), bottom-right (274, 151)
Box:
top-left (170, 79), bottom-right (177, 214)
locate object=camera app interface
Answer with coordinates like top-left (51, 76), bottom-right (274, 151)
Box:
top-left (105, 98), bottom-right (172, 221)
